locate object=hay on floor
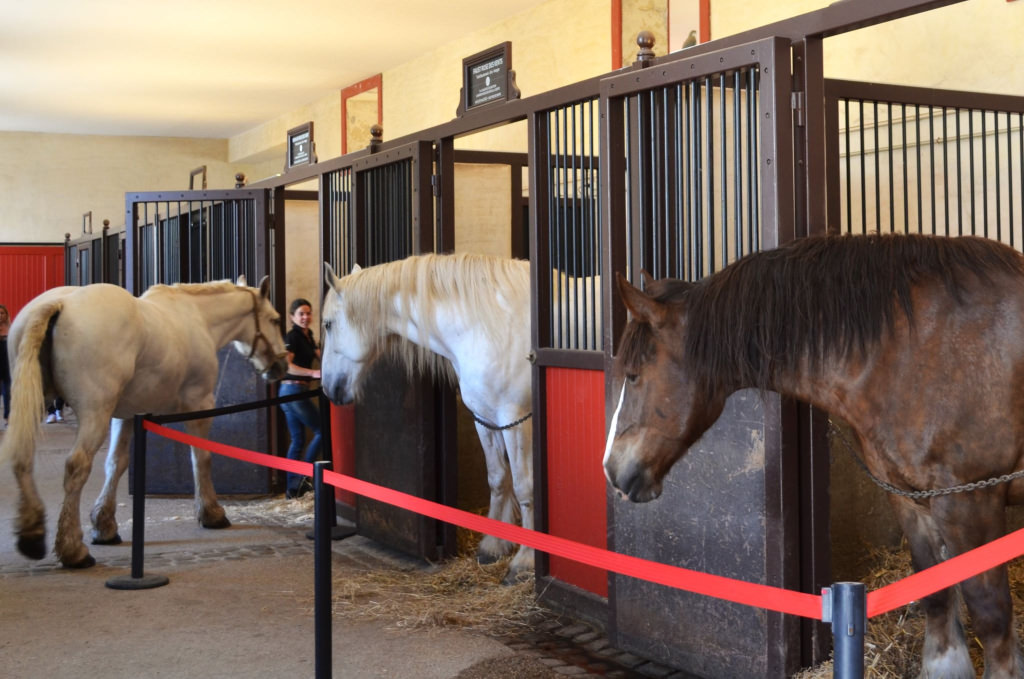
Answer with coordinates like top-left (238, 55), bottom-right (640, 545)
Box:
top-left (332, 530), bottom-right (543, 637)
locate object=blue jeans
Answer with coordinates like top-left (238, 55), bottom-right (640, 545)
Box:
top-left (279, 382), bottom-right (323, 494)
top-left (0, 378), bottom-right (9, 420)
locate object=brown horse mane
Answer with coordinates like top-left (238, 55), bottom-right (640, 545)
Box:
top-left (620, 233), bottom-right (1024, 395)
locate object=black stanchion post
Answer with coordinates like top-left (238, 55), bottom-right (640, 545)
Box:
top-left (307, 392), bottom-right (355, 541)
top-left (314, 460), bottom-right (332, 679)
top-left (106, 415), bottom-right (170, 590)
top-left (824, 582), bottom-right (866, 679)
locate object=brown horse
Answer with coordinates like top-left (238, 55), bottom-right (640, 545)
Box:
top-left (603, 233), bottom-right (1024, 678)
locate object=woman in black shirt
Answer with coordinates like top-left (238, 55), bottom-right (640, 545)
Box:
top-left (279, 298), bottom-right (322, 498)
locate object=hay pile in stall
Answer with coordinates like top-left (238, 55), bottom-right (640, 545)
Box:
top-left (796, 544), bottom-right (1024, 678)
top-left (331, 529), bottom-right (545, 637)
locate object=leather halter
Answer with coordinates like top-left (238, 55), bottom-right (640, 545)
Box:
top-left (245, 289), bottom-right (286, 365)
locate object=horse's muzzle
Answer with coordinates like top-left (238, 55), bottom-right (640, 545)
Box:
top-left (262, 358), bottom-right (289, 382)
top-left (605, 456), bottom-right (663, 503)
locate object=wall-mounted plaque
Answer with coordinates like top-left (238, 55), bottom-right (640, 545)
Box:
top-left (285, 121), bottom-right (316, 170)
top-left (457, 42), bottom-right (520, 116)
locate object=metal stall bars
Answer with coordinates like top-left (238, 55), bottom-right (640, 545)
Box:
top-left (600, 36), bottom-right (803, 678)
top-left (65, 216), bottom-right (123, 286)
top-left (123, 189), bottom-right (280, 495)
top-left (529, 81), bottom-right (609, 625)
top-left (825, 79), bottom-right (1024, 247)
top-left (319, 141), bottom-right (454, 562)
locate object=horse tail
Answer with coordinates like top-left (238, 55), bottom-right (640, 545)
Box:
top-left (0, 300), bottom-right (61, 469)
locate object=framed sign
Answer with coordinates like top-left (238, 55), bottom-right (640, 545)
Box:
top-left (285, 121), bottom-right (316, 170)
top-left (457, 42), bottom-right (520, 116)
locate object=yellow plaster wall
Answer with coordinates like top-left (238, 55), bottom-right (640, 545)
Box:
top-left (0, 132), bottom-right (268, 243)
top-left (712, 0), bottom-right (1024, 96)
top-left (383, 0), bottom-right (612, 152)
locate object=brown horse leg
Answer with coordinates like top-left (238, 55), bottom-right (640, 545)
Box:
top-left (888, 496), bottom-right (974, 679)
top-left (89, 418), bottom-right (131, 544)
top-left (185, 416), bottom-right (230, 529)
top-left (933, 494), bottom-right (1024, 679)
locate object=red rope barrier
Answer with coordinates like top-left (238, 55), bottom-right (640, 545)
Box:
top-left (142, 420), bottom-right (1024, 622)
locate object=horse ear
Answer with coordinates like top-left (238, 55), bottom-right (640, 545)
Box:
top-left (324, 261), bottom-right (342, 290)
top-left (616, 272), bottom-right (666, 326)
top-left (236, 274), bottom-right (247, 287)
top-left (257, 275), bottom-right (271, 298)
top-left (640, 269), bottom-right (656, 290)
top-left (350, 263), bottom-right (362, 274)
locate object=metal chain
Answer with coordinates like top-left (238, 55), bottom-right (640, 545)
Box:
top-left (828, 422), bottom-right (1024, 499)
top-left (471, 411), bottom-right (532, 431)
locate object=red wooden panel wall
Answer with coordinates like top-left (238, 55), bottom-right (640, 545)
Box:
top-left (0, 245), bottom-right (65, 318)
top-left (545, 366), bottom-right (608, 596)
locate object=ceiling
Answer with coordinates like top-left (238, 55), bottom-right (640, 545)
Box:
top-left (0, 0), bottom-right (547, 139)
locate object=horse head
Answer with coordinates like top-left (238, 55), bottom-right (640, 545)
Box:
top-left (320, 262), bottom-right (373, 405)
top-left (233, 274), bottom-right (289, 381)
top-left (603, 273), bottom-right (726, 503)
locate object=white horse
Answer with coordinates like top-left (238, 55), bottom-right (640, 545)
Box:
top-left (0, 277), bottom-right (288, 568)
top-left (321, 253), bottom-right (537, 580)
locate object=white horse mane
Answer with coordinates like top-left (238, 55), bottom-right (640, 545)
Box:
top-left (340, 252), bottom-right (529, 387)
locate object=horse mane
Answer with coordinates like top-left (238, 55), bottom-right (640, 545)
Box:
top-left (621, 233), bottom-right (1024, 396)
top-left (142, 280), bottom-right (239, 299)
top-left (341, 252), bottom-right (529, 385)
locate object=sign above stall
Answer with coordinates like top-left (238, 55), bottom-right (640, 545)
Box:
top-left (285, 121), bottom-right (317, 171)
top-left (457, 42), bottom-right (520, 117)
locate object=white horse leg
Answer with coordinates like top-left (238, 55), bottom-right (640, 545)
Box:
top-left (186, 417), bottom-right (230, 529)
top-left (502, 419), bottom-right (534, 582)
top-left (54, 415), bottom-right (110, 567)
top-left (474, 423), bottom-right (518, 564)
top-left (89, 418), bottom-right (132, 544)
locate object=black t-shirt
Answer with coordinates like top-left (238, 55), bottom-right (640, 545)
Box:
top-left (285, 326), bottom-right (318, 374)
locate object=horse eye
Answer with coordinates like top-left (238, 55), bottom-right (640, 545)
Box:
top-left (323, 320), bottom-right (332, 332)
top-left (626, 373), bottom-right (639, 385)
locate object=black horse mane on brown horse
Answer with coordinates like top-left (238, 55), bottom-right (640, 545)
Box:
top-left (620, 232), bottom-right (1024, 396)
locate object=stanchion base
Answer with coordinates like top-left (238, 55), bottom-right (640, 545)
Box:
top-left (105, 573), bottom-right (170, 590)
top-left (306, 525), bottom-right (358, 541)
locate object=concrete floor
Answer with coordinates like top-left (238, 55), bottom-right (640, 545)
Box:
top-left (0, 415), bottom-right (522, 679)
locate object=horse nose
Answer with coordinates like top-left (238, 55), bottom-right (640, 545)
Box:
top-left (322, 376), bottom-right (351, 405)
top-left (606, 456), bottom-right (659, 503)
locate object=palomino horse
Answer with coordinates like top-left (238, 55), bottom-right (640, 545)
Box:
top-left (604, 233), bottom-right (1024, 679)
top-left (320, 253), bottom-right (536, 580)
top-left (0, 277), bottom-right (288, 568)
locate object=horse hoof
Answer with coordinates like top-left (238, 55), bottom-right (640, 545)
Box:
top-left (476, 552), bottom-right (501, 566)
top-left (501, 568), bottom-right (533, 586)
top-left (63, 554), bottom-right (96, 569)
top-left (92, 533), bottom-right (123, 546)
top-left (17, 535), bottom-right (47, 560)
top-left (200, 516), bottom-right (231, 529)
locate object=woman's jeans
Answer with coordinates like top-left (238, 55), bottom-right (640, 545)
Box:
top-left (1, 378), bottom-right (9, 421)
top-left (278, 382), bottom-right (322, 494)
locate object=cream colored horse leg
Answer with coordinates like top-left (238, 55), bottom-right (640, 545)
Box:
top-left (12, 448), bottom-right (47, 560)
top-left (186, 417), bottom-right (229, 528)
top-left (474, 423), bottom-right (518, 563)
top-left (54, 415), bottom-right (110, 567)
top-left (89, 418), bottom-right (132, 544)
top-left (503, 420), bottom-right (534, 581)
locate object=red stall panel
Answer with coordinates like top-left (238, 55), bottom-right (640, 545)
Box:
top-left (545, 367), bottom-right (607, 596)
top-left (0, 245), bottom-right (65, 318)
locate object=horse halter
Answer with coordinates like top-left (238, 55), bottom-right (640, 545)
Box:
top-left (244, 289), bottom-right (286, 364)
